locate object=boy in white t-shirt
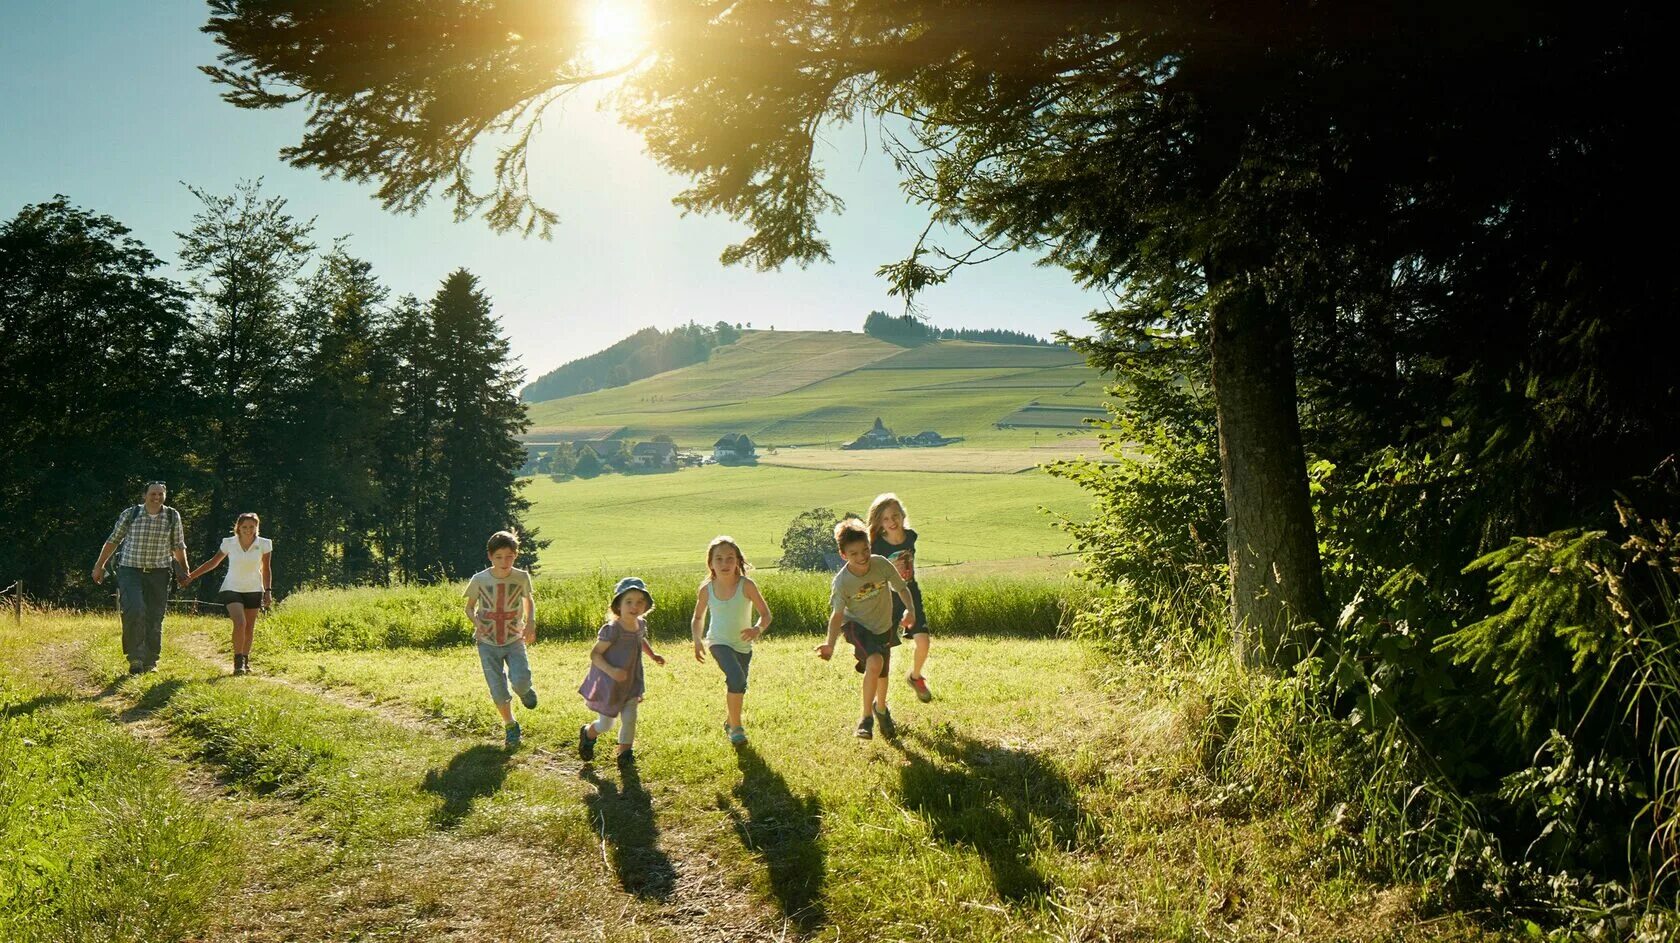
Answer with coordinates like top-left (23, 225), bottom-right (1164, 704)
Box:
top-left (185, 512), bottom-right (274, 675)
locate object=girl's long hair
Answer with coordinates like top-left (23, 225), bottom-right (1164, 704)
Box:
top-left (232, 512), bottom-right (261, 534)
top-left (702, 535), bottom-right (749, 587)
top-left (866, 493), bottom-right (907, 545)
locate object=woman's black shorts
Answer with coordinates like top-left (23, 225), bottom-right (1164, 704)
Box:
top-left (217, 590), bottom-right (264, 609)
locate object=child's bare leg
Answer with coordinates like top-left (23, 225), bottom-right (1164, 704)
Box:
top-left (494, 699), bottom-right (514, 724)
top-left (616, 702), bottom-right (638, 754)
top-left (911, 634), bottom-right (931, 679)
top-left (875, 674), bottom-right (891, 711)
top-left (726, 691), bottom-right (744, 728)
top-left (860, 654), bottom-right (883, 721)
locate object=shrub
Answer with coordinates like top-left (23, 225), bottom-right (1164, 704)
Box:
top-left (778, 507), bottom-right (841, 571)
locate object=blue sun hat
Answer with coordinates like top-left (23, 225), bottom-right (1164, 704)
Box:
top-left (612, 576), bottom-right (655, 610)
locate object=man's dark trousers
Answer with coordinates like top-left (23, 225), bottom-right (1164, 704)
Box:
top-left (116, 565), bottom-right (168, 668)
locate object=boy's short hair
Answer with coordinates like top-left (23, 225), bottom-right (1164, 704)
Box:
top-left (486, 530), bottom-right (520, 555)
top-left (833, 518), bottom-right (870, 550)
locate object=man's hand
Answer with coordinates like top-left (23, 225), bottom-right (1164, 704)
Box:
top-left (91, 566), bottom-right (104, 585)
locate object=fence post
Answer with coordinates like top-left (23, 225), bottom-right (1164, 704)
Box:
top-left (12, 580), bottom-right (20, 625)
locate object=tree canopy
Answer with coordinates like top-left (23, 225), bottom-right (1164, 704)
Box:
top-left (201, 0), bottom-right (1671, 664)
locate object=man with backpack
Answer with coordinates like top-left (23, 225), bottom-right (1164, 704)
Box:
top-left (91, 481), bottom-right (189, 674)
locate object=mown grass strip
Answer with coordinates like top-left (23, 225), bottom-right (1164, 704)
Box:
top-left (0, 629), bottom-right (236, 943)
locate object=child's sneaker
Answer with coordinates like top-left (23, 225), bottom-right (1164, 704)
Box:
top-left (578, 724), bottom-right (596, 761)
top-left (519, 687), bottom-right (538, 710)
top-left (873, 707), bottom-right (897, 739)
top-left (908, 674), bottom-right (933, 702)
top-left (616, 748), bottom-right (636, 768)
top-left (728, 725), bottom-right (748, 746)
top-left (504, 722), bottom-right (522, 749)
top-left (854, 716), bottom-right (874, 740)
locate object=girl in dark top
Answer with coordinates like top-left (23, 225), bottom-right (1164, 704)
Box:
top-left (868, 493), bottom-right (933, 702)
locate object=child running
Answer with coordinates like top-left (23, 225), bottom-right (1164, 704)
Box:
top-left (578, 577), bottom-right (666, 765)
top-left (868, 493), bottom-right (933, 702)
top-left (463, 530), bottom-right (538, 749)
top-left (815, 519), bottom-right (917, 739)
top-left (690, 536), bottom-right (773, 746)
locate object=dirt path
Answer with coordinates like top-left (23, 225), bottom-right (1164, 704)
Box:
top-left (150, 628), bottom-right (799, 941)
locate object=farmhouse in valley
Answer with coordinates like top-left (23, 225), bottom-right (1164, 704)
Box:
top-left (843, 417), bottom-right (961, 450)
top-left (712, 433), bottom-right (756, 463)
top-left (631, 440), bottom-right (677, 469)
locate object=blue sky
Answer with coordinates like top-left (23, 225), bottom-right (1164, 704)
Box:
top-left (0, 1), bottom-right (1106, 380)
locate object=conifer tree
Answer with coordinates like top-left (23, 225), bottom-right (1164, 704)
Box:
top-left (425, 269), bottom-right (542, 577)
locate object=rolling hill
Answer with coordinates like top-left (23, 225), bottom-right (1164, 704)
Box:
top-left (523, 330), bottom-right (1111, 448)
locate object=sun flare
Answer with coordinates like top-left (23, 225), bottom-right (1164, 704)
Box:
top-left (583, 0), bottom-right (649, 70)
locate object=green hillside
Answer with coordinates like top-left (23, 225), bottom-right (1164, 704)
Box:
top-left (524, 331), bottom-right (1110, 448)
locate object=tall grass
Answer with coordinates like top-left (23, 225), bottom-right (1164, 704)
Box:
top-left (260, 570), bottom-right (1073, 651)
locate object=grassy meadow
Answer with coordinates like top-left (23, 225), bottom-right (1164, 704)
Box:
top-left (523, 332), bottom-right (1111, 448)
top-left (519, 463), bottom-right (1090, 573)
top-left (0, 593), bottom-right (1510, 942)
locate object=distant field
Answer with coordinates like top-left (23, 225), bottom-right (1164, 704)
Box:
top-left (996, 403), bottom-right (1111, 429)
top-left (520, 463), bottom-right (1088, 574)
top-left (524, 331), bottom-right (1112, 449)
top-left (867, 341), bottom-right (1085, 369)
top-left (757, 444), bottom-right (1114, 474)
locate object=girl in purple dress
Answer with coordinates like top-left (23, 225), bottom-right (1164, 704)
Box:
top-left (578, 577), bottom-right (666, 765)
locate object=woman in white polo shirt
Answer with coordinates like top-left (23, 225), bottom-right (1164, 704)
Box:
top-left (186, 512), bottom-right (273, 675)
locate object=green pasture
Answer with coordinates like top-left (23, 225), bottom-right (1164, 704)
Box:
top-left (518, 463), bottom-right (1088, 574)
top-left (0, 600), bottom-right (1505, 941)
top-left (524, 331), bottom-right (1112, 447)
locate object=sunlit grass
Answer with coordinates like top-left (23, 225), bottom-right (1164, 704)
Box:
top-left (3, 607), bottom-right (1514, 941)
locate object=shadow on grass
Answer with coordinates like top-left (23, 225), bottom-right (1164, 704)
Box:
top-left (890, 728), bottom-right (1088, 902)
top-left (582, 762), bottom-right (676, 900)
top-left (722, 743), bottom-right (827, 932)
top-left (422, 744), bottom-right (512, 829)
top-left (118, 677), bottom-right (185, 723)
top-left (1, 693), bottom-right (71, 717)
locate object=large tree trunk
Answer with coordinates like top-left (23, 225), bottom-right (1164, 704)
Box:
top-left (1207, 273), bottom-right (1328, 668)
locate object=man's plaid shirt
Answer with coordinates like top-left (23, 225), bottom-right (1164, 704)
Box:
top-left (108, 505), bottom-right (185, 568)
